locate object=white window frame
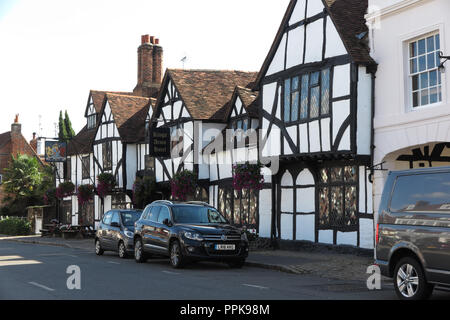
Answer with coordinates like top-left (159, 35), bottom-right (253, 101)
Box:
top-left (401, 24), bottom-right (446, 113)
top-left (408, 32), bottom-right (442, 109)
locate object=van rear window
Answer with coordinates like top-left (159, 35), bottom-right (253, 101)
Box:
top-left (390, 173), bottom-right (450, 213)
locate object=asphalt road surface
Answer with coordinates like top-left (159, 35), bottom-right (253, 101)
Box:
top-left (0, 241), bottom-right (449, 300)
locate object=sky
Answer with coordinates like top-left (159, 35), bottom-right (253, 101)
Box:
top-left (0, 0), bottom-right (290, 141)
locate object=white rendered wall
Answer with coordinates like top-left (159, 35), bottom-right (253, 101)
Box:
top-left (368, 0), bottom-right (450, 215)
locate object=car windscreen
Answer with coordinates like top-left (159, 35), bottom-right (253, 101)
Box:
top-left (120, 211), bottom-right (142, 226)
top-left (172, 206), bottom-right (228, 224)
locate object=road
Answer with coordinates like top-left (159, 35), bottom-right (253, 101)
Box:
top-left (0, 240), bottom-right (449, 300)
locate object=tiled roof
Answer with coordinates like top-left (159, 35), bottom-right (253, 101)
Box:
top-left (326, 0), bottom-right (374, 65)
top-left (67, 126), bottom-right (95, 156)
top-left (89, 90), bottom-right (134, 114)
top-left (236, 86), bottom-right (259, 118)
top-left (105, 94), bottom-right (153, 143)
top-left (166, 69), bottom-right (258, 121)
top-left (0, 132), bottom-right (11, 149)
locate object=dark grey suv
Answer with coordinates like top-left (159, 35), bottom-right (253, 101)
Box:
top-left (95, 209), bottom-right (142, 258)
top-left (133, 200), bottom-right (249, 269)
top-left (376, 167), bottom-right (450, 300)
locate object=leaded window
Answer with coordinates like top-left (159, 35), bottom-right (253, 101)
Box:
top-left (409, 33), bottom-right (442, 108)
top-left (102, 142), bottom-right (112, 171)
top-left (318, 166), bottom-right (358, 229)
top-left (218, 187), bottom-right (257, 227)
top-left (87, 114), bottom-right (97, 129)
top-left (81, 156), bottom-right (90, 180)
top-left (283, 68), bottom-right (330, 123)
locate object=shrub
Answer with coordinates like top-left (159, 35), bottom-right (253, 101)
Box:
top-left (0, 217), bottom-right (31, 236)
top-left (132, 176), bottom-right (156, 208)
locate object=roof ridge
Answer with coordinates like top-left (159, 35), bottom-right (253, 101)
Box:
top-left (169, 68), bottom-right (258, 73)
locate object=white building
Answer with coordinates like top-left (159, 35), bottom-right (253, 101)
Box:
top-left (366, 0), bottom-right (450, 216)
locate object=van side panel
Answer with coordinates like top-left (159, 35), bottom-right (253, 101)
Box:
top-left (376, 169), bottom-right (450, 284)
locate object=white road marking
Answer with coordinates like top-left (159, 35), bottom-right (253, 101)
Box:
top-left (0, 255), bottom-right (22, 261)
top-left (37, 253), bottom-right (78, 258)
top-left (107, 261), bottom-right (120, 265)
top-left (162, 270), bottom-right (180, 275)
top-left (0, 260), bottom-right (42, 267)
top-left (242, 284), bottom-right (269, 290)
top-left (28, 282), bottom-right (55, 292)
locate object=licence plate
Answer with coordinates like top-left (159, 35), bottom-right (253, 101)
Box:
top-left (214, 244), bottom-right (235, 250)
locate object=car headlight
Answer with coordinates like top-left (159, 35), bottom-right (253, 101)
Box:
top-left (241, 232), bottom-right (248, 241)
top-left (124, 230), bottom-right (134, 238)
top-left (183, 231), bottom-right (203, 241)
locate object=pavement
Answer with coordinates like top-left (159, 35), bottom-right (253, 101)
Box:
top-left (0, 234), bottom-right (381, 283)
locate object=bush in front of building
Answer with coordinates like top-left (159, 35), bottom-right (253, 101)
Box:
top-left (0, 216), bottom-right (31, 236)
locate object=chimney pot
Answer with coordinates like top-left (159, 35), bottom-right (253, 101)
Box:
top-left (150, 36), bottom-right (155, 44)
top-left (142, 34), bottom-right (150, 45)
top-left (154, 38), bottom-right (159, 45)
top-left (14, 114), bottom-right (19, 123)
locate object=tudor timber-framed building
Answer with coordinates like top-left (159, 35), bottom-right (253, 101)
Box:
top-left (255, 0), bottom-right (377, 248)
top-left (151, 69), bottom-right (258, 206)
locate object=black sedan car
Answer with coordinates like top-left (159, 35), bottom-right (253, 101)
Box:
top-left (133, 201), bottom-right (249, 268)
top-left (95, 209), bottom-right (142, 258)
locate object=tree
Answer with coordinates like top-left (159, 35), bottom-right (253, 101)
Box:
top-left (64, 110), bottom-right (75, 139)
top-left (58, 110), bottom-right (69, 142)
top-left (1, 154), bottom-right (51, 216)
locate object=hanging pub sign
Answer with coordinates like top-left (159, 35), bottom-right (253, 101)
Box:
top-left (149, 127), bottom-right (171, 157)
top-left (45, 141), bottom-right (67, 162)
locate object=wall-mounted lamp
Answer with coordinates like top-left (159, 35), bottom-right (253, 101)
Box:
top-left (439, 51), bottom-right (450, 70)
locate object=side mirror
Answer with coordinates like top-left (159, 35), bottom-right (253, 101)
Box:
top-left (110, 222), bottom-right (120, 228)
top-left (163, 218), bottom-right (172, 227)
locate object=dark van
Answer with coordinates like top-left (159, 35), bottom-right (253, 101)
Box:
top-left (376, 167), bottom-right (450, 300)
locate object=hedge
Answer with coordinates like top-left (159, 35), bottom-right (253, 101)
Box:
top-left (0, 217), bottom-right (32, 236)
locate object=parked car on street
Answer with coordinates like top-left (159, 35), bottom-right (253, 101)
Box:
top-left (376, 167), bottom-right (450, 300)
top-left (95, 209), bottom-right (142, 258)
top-left (133, 200), bottom-right (249, 268)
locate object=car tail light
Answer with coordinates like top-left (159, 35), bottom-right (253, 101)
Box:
top-left (375, 224), bottom-right (380, 244)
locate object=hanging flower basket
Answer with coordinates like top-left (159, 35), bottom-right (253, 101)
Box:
top-left (77, 184), bottom-right (94, 206)
top-left (132, 175), bottom-right (156, 208)
top-left (170, 170), bottom-right (198, 201)
top-left (232, 163), bottom-right (264, 191)
top-left (97, 173), bottom-right (116, 198)
top-left (55, 181), bottom-right (75, 199)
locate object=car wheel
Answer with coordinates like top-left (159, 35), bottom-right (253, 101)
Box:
top-left (118, 241), bottom-right (128, 259)
top-left (134, 238), bottom-right (147, 263)
top-left (228, 258), bottom-right (245, 269)
top-left (393, 257), bottom-right (433, 300)
top-left (95, 239), bottom-right (104, 256)
top-left (170, 240), bottom-right (185, 269)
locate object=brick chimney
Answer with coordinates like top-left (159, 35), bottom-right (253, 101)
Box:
top-left (10, 114), bottom-right (23, 156)
top-left (30, 132), bottom-right (37, 153)
top-left (133, 34), bottom-right (163, 98)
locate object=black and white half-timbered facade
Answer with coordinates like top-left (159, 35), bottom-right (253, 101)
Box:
top-left (92, 93), bottom-right (153, 223)
top-left (151, 69), bottom-right (257, 202)
top-left (206, 86), bottom-right (262, 230)
top-left (256, 0), bottom-right (377, 248)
